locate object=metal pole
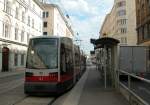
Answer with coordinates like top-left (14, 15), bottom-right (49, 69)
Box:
top-left (128, 75), bottom-right (131, 89)
top-left (104, 45), bottom-right (107, 88)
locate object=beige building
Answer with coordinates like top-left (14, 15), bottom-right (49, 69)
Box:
top-left (42, 4), bottom-right (74, 38)
top-left (135, 0), bottom-right (150, 46)
top-left (0, 0), bottom-right (43, 72)
top-left (100, 0), bottom-right (137, 45)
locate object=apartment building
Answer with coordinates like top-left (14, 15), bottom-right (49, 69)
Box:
top-left (42, 4), bottom-right (74, 38)
top-left (0, 0), bottom-right (43, 72)
top-left (100, 0), bottom-right (137, 45)
top-left (136, 0), bottom-right (150, 46)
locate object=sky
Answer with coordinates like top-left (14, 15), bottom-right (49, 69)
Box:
top-left (48, 0), bottom-right (114, 55)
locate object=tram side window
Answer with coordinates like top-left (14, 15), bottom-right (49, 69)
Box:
top-left (60, 44), bottom-right (73, 74)
top-left (75, 54), bottom-right (78, 66)
top-left (65, 49), bottom-right (73, 72)
top-left (60, 44), bottom-right (66, 73)
top-left (76, 54), bottom-right (80, 67)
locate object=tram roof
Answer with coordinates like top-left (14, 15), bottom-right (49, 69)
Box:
top-left (91, 37), bottom-right (120, 49)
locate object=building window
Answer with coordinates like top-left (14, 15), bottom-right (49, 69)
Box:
top-left (43, 22), bottom-right (47, 27)
top-left (15, 7), bottom-right (19, 19)
top-left (32, 19), bottom-right (34, 28)
top-left (148, 23), bottom-right (150, 38)
top-left (144, 24), bottom-right (148, 39)
top-left (21, 30), bottom-right (24, 42)
top-left (14, 53), bottom-right (18, 66)
top-left (142, 26), bottom-right (145, 40)
top-left (120, 28), bottom-right (127, 34)
top-left (117, 10), bottom-right (126, 16)
top-left (21, 54), bottom-right (24, 66)
top-left (43, 12), bottom-right (45, 18)
top-left (121, 19), bottom-right (126, 25)
top-left (43, 32), bottom-right (47, 35)
top-left (27, 33), bottom-right (30, 43)
top-left (117, 19), bottom-right (127, 25)
top-left (139, 27), bottom-right (143, 42)
top-left (137, 29), bottom-right (140, 43)
top-left (5, 1), bottom-right (11, 15)
top-left (117, 1), bottom-right (126, 7)
top-left (22, 11), bottom-right (25, 22)
top-left (148, 0), bottom-right (150, 8)
top-left (15, 27), bottom-right (18, 40)
top-left (3, 23), bottom-right (9, 38)
top-left (43, 12), bottom-right (49, 18)
top-left (5, 24), bottom-right (9, 37)
top-left (28, 16), bottom-right (30, 26)
top-left (46, 12), bottom-right (49, 17)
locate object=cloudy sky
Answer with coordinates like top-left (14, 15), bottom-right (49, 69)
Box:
top-left (48, 0), bottom-right (114, 55)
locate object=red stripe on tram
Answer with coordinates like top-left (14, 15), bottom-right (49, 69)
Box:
top-left (60, 74), bottom-right (74, 83)
top-left (25, 73), bottom-right (58, 82)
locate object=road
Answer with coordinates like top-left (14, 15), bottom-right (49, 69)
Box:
top-left (0, 73), bottom-right (26, 105)
top-left (0, 72), bottom-right (54, 105)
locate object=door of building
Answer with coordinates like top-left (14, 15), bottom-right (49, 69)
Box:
top-left (2, 47), bottom-right (9, 72)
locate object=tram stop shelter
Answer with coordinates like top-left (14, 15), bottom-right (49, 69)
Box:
top-left (91, 37), bottom-right (120, 89)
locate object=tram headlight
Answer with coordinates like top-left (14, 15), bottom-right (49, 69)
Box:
top-left (31, 50), bottom-right (34, 54)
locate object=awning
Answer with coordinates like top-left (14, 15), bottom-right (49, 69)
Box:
top-left (91, 37), bottom-right (120, 49)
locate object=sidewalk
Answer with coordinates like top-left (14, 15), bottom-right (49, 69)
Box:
top-left (0, 68), bottom-right (25, 78)
top-left (78, 66), bottom-right (130, 105)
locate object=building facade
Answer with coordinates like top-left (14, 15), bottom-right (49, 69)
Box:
top-left (42, 4), bottom-right (74, 38)
top-left (100, 0), bottom-right (137, 45)
top-left (136, 0), bottom-right (150, 46)
top-left (0, 0), bottom-right (43, 72)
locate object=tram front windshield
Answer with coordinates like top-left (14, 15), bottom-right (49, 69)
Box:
top-left (26, 38), bottom-right (58, 69)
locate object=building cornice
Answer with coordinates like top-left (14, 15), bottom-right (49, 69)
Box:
top-left (0, 38), bottom-right (28, 47)
top-left (33, 0), bottom-right (45, 9)
top-left (16, 0), bottom-right (43, 19)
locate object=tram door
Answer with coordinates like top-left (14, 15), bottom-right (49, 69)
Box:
top-left (2, 47), bottom-right (9, 72)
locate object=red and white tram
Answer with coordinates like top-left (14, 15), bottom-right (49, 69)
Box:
top-left (24, 36), bottom-right (85, 94)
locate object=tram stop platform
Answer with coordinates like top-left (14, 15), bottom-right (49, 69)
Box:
top-left (53, 66), bottom-right (130, 105)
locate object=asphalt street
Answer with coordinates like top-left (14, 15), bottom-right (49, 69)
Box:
top-left (0, 73), bottom-right (26, 105)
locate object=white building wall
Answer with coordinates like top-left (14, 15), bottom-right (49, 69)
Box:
top-left (53, 8), bottom-right (66, 37)
top-left (43, 4), bottom-right (73, 38)
top-left (0, 0), bottom-right (43, 72)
